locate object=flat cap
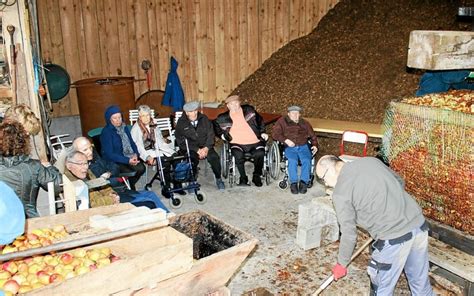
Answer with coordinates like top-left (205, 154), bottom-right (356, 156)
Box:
top-left (287, 105), bottom-right (302, 112)
top-left (183, 101), bottom-right (199, 112)
top-left (225, 95), bottom-right (240, 104)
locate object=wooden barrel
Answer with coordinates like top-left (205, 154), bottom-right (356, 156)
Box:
top-left (74, 77), bottom-right (135, 136)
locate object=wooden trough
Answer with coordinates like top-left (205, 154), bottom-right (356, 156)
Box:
top-left (1, 205), bottom-right (257, 295)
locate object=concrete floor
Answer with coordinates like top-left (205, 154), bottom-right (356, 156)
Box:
top-left (145, 162), bottom-right (423, 295)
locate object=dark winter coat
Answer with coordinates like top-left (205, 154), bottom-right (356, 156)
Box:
top-left (213, 104), bottom-right (265, 142)
top-left (272, 116), bottom-right (318, 147)
top-left (0, 155), bottom-right (61, 218)
top-left (175, 112), bottom-right (215, 152)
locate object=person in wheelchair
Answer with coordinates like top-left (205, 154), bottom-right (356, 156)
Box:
top-left (175, 101), bottom-right (225, 191)
top-left (272, 105), bottom-right (318, 194)
top-left (214, 95), bottom-right (269, 187)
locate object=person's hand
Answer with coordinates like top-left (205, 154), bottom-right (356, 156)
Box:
top-left (197, 147), bottom-right (209, 159)
top-left (100, 172), bottom-right (111, 179)
top-left (146, 156), bottom-right (155, 165)
top-left (332, 263), bottom-right (347, 281)
top-left (129, 155), bottom-right (139, 166)
top-left (110, 193), bottom-right (120, 204)
top-left (284, 139), bottom-right (295, 147)
top-left (261, 133), bottom-right (269, 141)
top-left (311, 146), bottom-right (318, 155)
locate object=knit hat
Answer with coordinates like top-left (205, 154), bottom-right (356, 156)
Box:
top-left (225, 95), bottom-right (240, 104)
top-left (287, 105), bottom-right (302, 112)
top-left (183, 101), bottom-right (199, 112)
top-left (0, 181), bottom-right (25, 245)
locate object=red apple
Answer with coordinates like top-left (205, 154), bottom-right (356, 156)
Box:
top-left (110, 255), bottom-right (121, 263)
top-left (2, 279), bottom-right (20, 294)
top-left (2, 262), bottom-right (18, 274)
top-left (49, 273), bottom-right (63, 283)
top-left (60, 253), bottom-right (73, 265)
top-left (26, 233), bottom-right (39, 241)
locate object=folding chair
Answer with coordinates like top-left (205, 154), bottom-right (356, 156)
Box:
top-left (339, 130), bottom-right (369, 162)
top-left (174, 111), bottom-right (183, 125)
top-left (50, 134), bottom-right (72, 161)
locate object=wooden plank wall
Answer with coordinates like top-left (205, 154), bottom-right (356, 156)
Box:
top-left (37, 0), bottom-right (339, 117)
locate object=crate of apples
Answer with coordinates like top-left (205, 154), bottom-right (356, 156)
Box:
top-left (0, 247), bottom-right (120, 295)
top-left (1, 225), bottom-right (68, 255)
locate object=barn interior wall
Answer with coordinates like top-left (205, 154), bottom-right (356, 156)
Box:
top-left (37, 0), bottom-right (339, 117)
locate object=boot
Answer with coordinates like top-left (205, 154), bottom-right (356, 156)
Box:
top-left (290, 183), bottom-right (299, 194)
top-left (252, 174), bottom-right (263, 187)
top-left (299, 181), bottom-right (308, 194)
top-left (238, 176), bottom-right (249, 186)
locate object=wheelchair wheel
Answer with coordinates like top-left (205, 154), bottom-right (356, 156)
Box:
top-left (220, 142), bottom-right (230, 179)
top-left (268, 141), bottom-right (281, 180)
top-left (278, 180), bottom-right (288, 190)
top-left (169, 195), bottom-right (183, 209)
top-left (194, 191), bottom-right (207, 204)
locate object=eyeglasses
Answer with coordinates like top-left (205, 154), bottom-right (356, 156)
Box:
top-left (68, 161), bottom-right (88, 167)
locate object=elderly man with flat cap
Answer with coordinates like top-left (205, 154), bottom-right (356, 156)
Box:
top-left (214, 95), bottom-right (268, 187)
top-left (272, 105), bottom-right (318, 194)
top-left (175, 101), bottom-right (225, 191)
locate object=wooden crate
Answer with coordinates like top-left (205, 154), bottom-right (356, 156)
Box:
top-left (6, 204), bottom-right (193, 295)
top-left (129, 210), bottom-right (259, 296)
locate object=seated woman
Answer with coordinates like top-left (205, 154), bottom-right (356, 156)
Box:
top-left (130, 104), bottom-right (184, 197)
top-left (100, 105), bottom-right (145, 190)
top-left (0, 121), bottom-right (61, 217)
top-left (130, 104), bottom-right (175, 165)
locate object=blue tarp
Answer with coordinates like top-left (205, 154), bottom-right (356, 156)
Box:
top-left (416, 70), bottom-right (474, 96)
top-left (162, 57), bottom-right (185, 112)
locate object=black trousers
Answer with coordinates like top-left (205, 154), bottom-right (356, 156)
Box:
top-left (118, 162), bottom-right (145, 190)
top-left (230, 142), bottom-right (265, 178)
top-left (187, 149), bottom-right (222, 179)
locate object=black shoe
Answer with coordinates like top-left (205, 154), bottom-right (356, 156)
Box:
top-left (299, 181), bottom-right (308, 194)
top-left (173, 182), bottom-right (187, 195)
top-left (161, 189), bottom-right (171, 199)
top-left (238, 177), bottom-right (249, 186)
top-left (290, 183), bottom-right (299, 194)
top-left (252, 175), bottom-right (263, 187)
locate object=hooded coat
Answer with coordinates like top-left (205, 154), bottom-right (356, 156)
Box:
top-left (100, 105), bottom-right (139, 164)
top-left (0, 155), bottom-right (61, 218)
top-left (162, 57), bottom-right (185, 112)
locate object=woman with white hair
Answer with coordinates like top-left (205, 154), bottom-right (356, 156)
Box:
top-left (130, 105), bottom-right (175, 165)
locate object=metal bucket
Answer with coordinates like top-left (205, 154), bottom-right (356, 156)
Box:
top-left (74, 77), bottom-right (135, 136)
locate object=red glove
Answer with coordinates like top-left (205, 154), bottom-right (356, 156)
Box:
top-left (332, 263), bottom-right (347, 281)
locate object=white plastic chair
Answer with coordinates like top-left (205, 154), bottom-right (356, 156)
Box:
top-left (50, 134), bottom-right (72, 161)
top-left (174, 111), bottom-right (183, 125)
top-left (339, 130), bottom-right (369, 162)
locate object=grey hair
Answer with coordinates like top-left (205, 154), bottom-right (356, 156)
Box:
top-left (137, 105), bottom-right (152, 115)
top-left (65, 149), bottom-right (86, 163)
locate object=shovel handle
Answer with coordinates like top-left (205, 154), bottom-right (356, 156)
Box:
top-left (313, 237), bottom-right (374, 295)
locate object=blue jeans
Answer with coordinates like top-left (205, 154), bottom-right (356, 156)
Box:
top-left (368, 224), bottom-right (433, 296)
top-left (284, 145), bottom-right (312, 184)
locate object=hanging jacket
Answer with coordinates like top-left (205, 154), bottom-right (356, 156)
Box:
top-left (175, 112), bottom-right (215, 152)
top-left (100, 105), bottom-right (139, 164)
top-left (0, 155), bottom-right (61, 218)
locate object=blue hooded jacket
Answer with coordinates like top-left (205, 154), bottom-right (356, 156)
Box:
top-left (0, 181), bottom-right (25, 245)
top-left (100, 105), bottom-right (139, 164)
top-left (162, 57), bottom-right (185, 112)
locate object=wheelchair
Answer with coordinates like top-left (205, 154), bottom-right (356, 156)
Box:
top-left (220, 140), bottom-right (280, 187)
top-left (268, 141), bottom-right (317, 190)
